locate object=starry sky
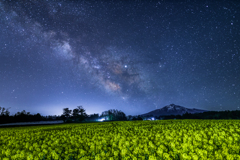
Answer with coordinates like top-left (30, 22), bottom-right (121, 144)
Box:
top-left (0, 1), bottom-right (239, 117)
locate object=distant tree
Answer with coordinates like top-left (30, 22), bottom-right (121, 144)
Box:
top-left (0, 106), bottom-right (11, 124)
top-left (0, 106), bottom-right (5, 116)
top-left (182, 112), bottom-right (191, 119)
top-left (101, 110), bottom-right (109, 120)
top-left (15, 110), bottom-right (30, 116)
top-left (231, 111), bottom-right (240, 119)
top-left (72, 108), bottom-right (79, 121)
top-left (47, 115), bottom-right (53, 120)
top-left (100, 109), bottom-right (127, 121)
top-left (5, 108), bottom-right (10, 116)
top-left (60, 115), bottom-right (67, 123)
top-left (0, 106), bottom-right (11, 116)
top-left (70, 106), bottom-right (88, 122)
top-left (127, 115), bottom-right (133, 121)
top-left (88, 113), bottom-right (99, 121)
top-left (132, 115), bottom-right (137, 120)
top-left (13, 110), bottom-right (32, 122)
top-left (34, 113), bottom-right (42, 121)
top-left (108, 110), bottom-right (114, 120)
top-left (132, 115), bottom-right (143, 121)
top-left (62, 108), bottom-right (72, 121)
top-left (77, 106), bottom-right (87, 117)
top-left (90, 113), bottom-right (99, 118)
top-left (176, 114), bottom-right (182, 119)
top-left (115, 110), bottom-right (127, 121)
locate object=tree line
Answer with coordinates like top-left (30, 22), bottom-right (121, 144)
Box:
top-left (1, 105), bottom-right (238, 125)
top-left (153, 110), bottom-right (240, 120)
top-left (0, 106), bottom-right (143, 124)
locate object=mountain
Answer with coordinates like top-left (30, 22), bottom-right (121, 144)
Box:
top-left (140, 104), bottom-right (210, 117)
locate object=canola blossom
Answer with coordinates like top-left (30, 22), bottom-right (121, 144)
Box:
top-left (0, 119), bottom-right (240, 159)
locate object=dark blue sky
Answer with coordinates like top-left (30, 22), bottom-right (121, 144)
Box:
top-left (0, 1), bottom-right (239, 117)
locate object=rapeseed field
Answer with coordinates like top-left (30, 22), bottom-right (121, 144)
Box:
top-left (1, 119), bottom-right (240, 160)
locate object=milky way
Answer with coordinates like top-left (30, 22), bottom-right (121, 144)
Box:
top-left (0, 1), bottom-right (239, 116)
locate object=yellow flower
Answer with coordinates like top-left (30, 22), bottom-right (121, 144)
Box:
top-left (11, 154), bottom-right (19, 160)
top-left (29, 146), bottom-right (34, 151)
top-left (163, 152), bottom-right (171, 159)
top-left (114, 150), bottom-right (119, 156)
top-left (27, 154), bottom-right (34, 160)
top-left (132, 157), bottom-right (138, 160)
top-left (38, 152), bottom-right (44, 159)
top-left (181, 153), bottom-right (189, 159)
top-left (53, 153), bottom-right (60, 160)
top-left (191, 154), bottom-right (198, 160)
top-left (157, 148), bottom-right (163, 157)
top-left (5, 149), bottom-right (11, 157)
top-left (95, 154), bottom-right (101, 160)
top-left (101, 151), bottom-right (106, 157)
top-left (133, 149), bottom-right (139, 155)
top-left (64, 150), bottom-right (68, 155)
top-left (208, 139), bottom-right (213, 145)
top-left (121, 148), bottom-right (128, 156)
top-left (149, 155), bottom-right (157, 160)
top-left (43, 149), bottom-right (48, 155)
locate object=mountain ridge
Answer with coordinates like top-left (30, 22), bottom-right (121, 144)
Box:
top-left (140, 104), bottom-right (210, 117)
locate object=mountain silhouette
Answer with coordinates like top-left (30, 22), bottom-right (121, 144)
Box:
top-left (140, 104), bottom-right (209, 117)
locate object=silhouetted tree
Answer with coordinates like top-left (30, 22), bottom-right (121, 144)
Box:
top-left (60, 115), bottom-right (67, 123)
top-left (72, 108), bottom-right (79, 121)
top-left (65, 106), bottom-right (88, 123)
top-left (75, 106), bottom-right (88, 122)
top-left (87, 113), bottom-right (99, 121)
top-left (127, 115), bottom-right (133, 121)
top-left (13, 110), bottom-right (32, 122)
top-left (89, 113), bottom-right (99, 119)
top-left (34, 113), bottom-right (42, 121)
top-left (176, 114), bottom-right (182, 119)
top-left (0, 107), bottom-right (11, 124)
top-left (77, 106), bottom-right (87, 116)
top-left (116, 110), bottom-right (127, 120)
top-left (132, 115), bottom-right (143, 121)
top-left (108, 110), bottom-right (114, 120)
top-left (62, 108), bottom-right (72, 121)
top-left (101, 110), bottom-right (109, 120)
top-left (3, 104), bottom-right (240, 126)
top-left (100, 109), bottom-right (127, 121)
top-left (0, 106), bottom-right (10, 116)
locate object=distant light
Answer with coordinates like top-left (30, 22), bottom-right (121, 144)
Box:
top-left (124, 65), bottom-right (127, 68)
top-left (151, 117), bottom-right (154, 120)
top-left (98, 118), bottom-right (105, 121)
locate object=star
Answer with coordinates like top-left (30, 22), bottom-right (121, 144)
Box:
top-left (0, 1), bottom-right (239, 117)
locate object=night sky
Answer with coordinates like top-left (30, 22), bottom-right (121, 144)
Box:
top-left (0, 1), bottom-right (239, 117)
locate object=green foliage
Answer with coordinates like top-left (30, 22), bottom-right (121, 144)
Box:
top-left (1, 120), bottom-right (240, 159)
